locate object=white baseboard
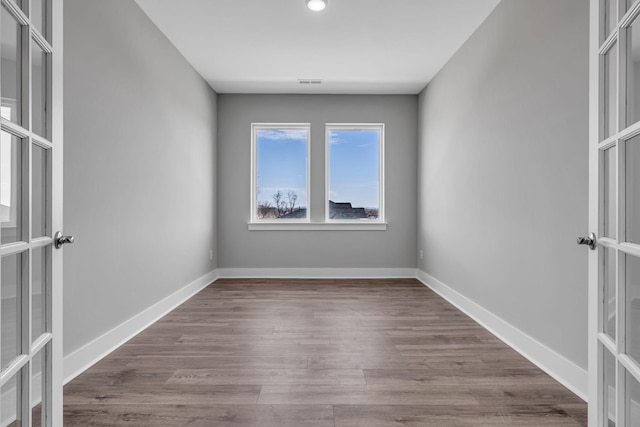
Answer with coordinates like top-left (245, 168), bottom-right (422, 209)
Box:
top-left (63, 269), bottom-right (219, 384)
top-left (415, 269), bottom-right (588, 401)
top-left (217, 267), bottom-right (418, 279)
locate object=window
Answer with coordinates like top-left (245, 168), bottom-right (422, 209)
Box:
top-left (249, 122), bottom-right (386, 230)
top-left (251, 124), bottom-right (310, 222)
top-left (326, 124), bottom-right (384, 222)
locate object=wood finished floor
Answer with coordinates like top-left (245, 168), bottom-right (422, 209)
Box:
top-left (64, 279), bottom-right (587, 426)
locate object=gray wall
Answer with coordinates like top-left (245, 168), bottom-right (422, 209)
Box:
top-left (217, 95), bottom-right (417, 269)
top-left (417, 0), bottom-right (589, 368)
top-left (64, 0), bottom-right (217, 356)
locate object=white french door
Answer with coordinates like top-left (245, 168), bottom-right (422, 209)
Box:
top-left (590, 0), bottom-right (640, 426)
top-left (0, 0), bottom-right (62, 425)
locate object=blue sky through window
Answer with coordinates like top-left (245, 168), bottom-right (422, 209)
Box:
top-left (328, 129), bottom-right (379, 209)
top-left (256, 128), bottom-right (308, 209)
top-left (255, 127), bottom-right (380, 218)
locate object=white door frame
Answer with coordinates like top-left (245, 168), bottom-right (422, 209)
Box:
top-left (589, 1), bottom-right (640, 426)
top-left (50, 0), bottom-right (62, 424)
top-left (0, 0), bottom-right (63, 424)
top-left (588, 2), bottom-right (599, 425)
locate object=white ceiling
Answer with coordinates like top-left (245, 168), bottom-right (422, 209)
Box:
top-left (134, 0), bottom-right (501, 95)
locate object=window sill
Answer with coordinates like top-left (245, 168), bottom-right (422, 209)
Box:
top-left (247, 222), bottom-right (387, 231)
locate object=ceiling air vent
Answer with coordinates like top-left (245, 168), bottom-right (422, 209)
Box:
top-left (298, 79), bottom-right (323, 85)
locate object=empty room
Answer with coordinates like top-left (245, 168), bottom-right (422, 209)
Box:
top-left (0, 0), bottom-right (633, 425)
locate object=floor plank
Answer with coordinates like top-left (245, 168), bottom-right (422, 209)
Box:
top-left (166, 368), bottom-right (366, 385)
top-left (333, 404), bottom-right (585, 427)
top-left (257, 384), bottom-right (479, 405)
top-left (64, 278), bottom-right (587, 426)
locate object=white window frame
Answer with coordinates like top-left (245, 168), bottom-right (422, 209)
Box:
top-left (250, 123), bottom-right (311, 224)
top-left (325, 123), bottom-right (385, 224)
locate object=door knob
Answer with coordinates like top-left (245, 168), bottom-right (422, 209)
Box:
top-left (54, 231), bottom-right (74, 249)
top-left (577, 232), bottom-right (596, 250)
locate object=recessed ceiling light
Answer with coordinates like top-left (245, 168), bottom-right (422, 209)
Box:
top-left (306, 0), bottom-right (327, 12)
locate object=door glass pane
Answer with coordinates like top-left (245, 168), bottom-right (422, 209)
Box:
top-left (604, 247), bottom-right (617, 338)
top-left (604, 348), bottom-right (617, 426)
top-left (1, 253), bottom-right (22, 370)
top-left (31, 0), bottom-right (47, 40)
top-left (628, 135), bottom-right (640, 244)
top-left (31, 39), bottom-right (47, 138)
top-left (31, 349), bottom-right (46, 427)
top-left (627, 370), bottom-right (640, 427)
top-left (604, 146), bottom-right (617, 238)
top-left (1, 374), bottom-right (22, 427)
top-left (1, 6), bottom-right (23, 126)
top-left (32, 247), bottom-right (46, 342)
top-left (1, 132), bottom-right (23, 245)
top-left (605, 44), bottom-right (619, 139)
top-left (627, 254), bottom-right (640, 364)
top-left (605, 0), bottom-right (618, 39)
top-left (628, 16), bottom-right (640, 125)
top-left (625, 0), bottom-right (634, 14)
top-left (32, 145), bottom-right (47, 238)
